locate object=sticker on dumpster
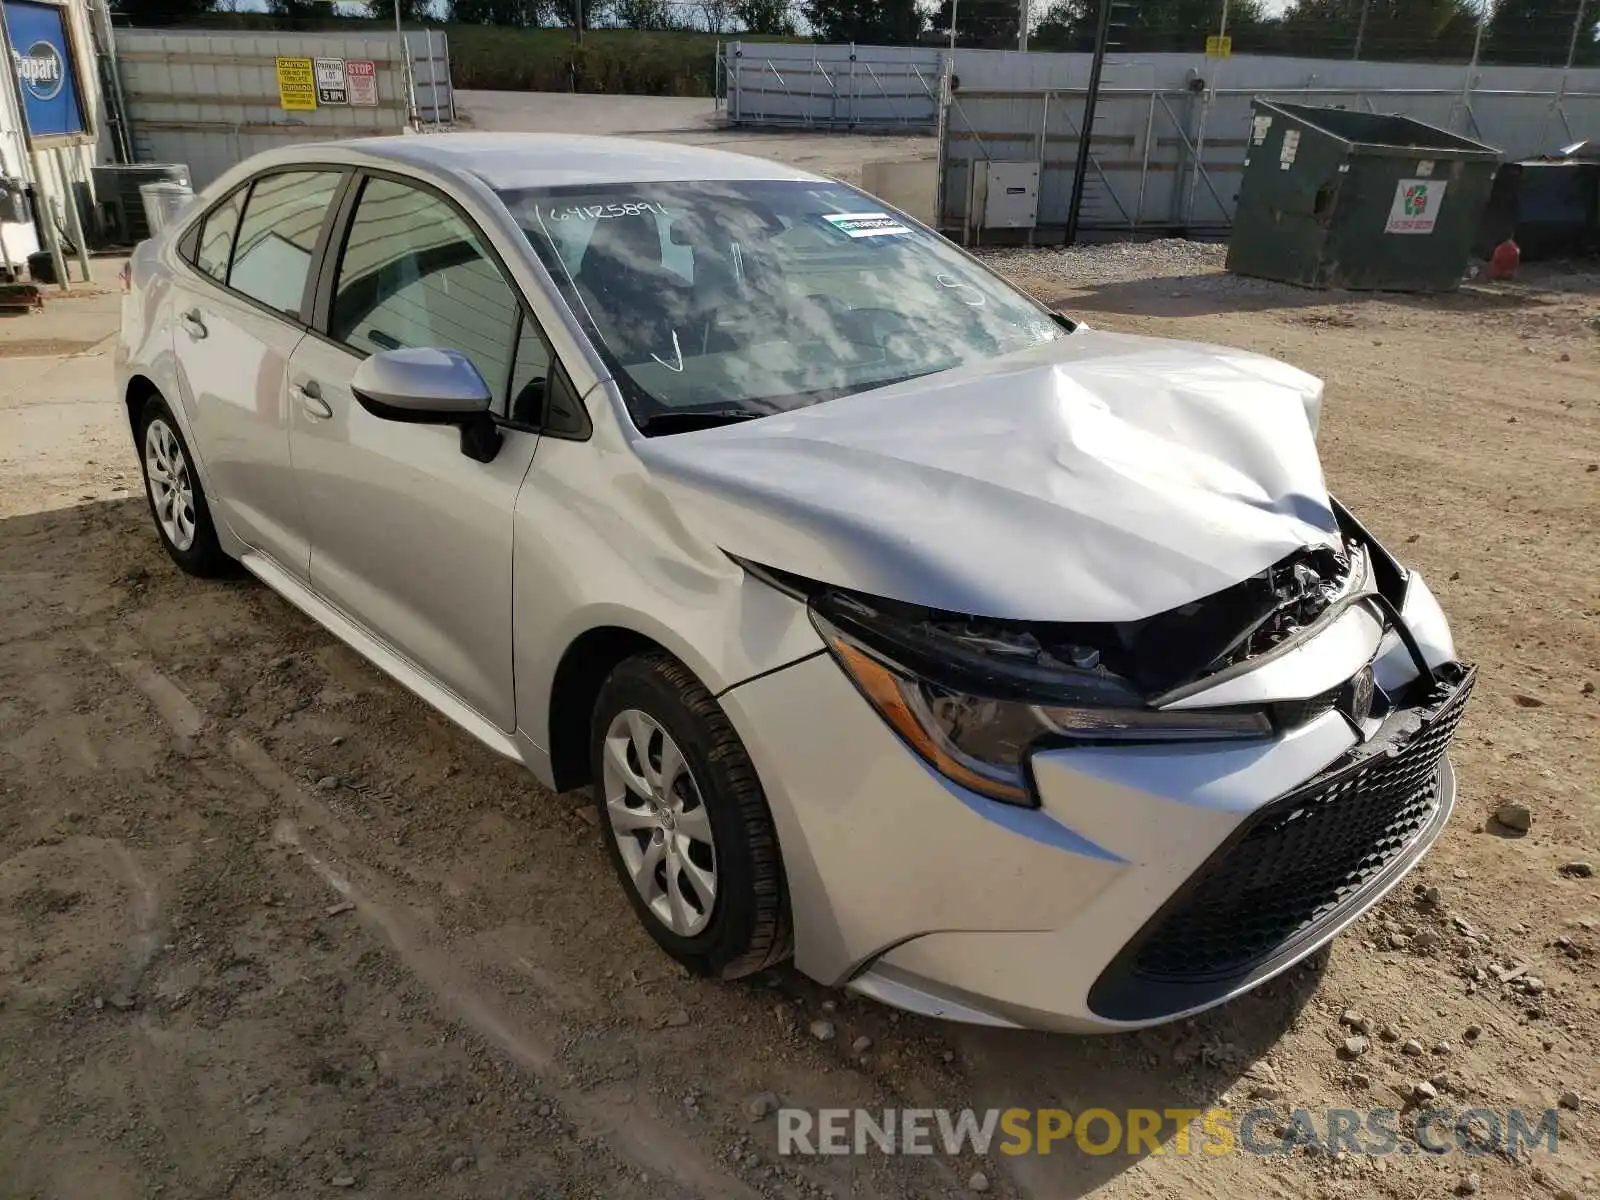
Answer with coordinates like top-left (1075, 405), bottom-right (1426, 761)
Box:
top-left (1279, 129), bottom-right (1300, 170)
top-left (1251, 115), bottom-right (1272, 145)
top-left (275, 57), bottom-right (316, 111)
top-left (315, 57), bottom-right (348, 105)
top-left (1385, 178), bottom-right (1447, 234)
top-left (1416, 159), bottom-right (1435, 177)
top-left (821, 212), bottom-right (910, 238)
top-left (345, 59), bottom-right (378, 106)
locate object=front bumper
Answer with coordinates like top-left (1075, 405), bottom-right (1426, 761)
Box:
top-left (719, 575), bottom-right (1471, 1033)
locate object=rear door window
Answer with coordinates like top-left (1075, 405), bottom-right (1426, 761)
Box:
top-left (228, 170), bottom-right (342, 318)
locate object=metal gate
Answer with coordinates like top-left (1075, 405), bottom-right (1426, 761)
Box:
top-left (113, 28), bottom-right (454, 189)
top-left (721, 41), bottom-right (944, 131)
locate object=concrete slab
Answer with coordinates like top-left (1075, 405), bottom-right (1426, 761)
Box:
top-left (0, 291), bottom-right (131, 518)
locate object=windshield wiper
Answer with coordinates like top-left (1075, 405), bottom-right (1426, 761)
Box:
top-left (636, 409), bottom-right (768, 435)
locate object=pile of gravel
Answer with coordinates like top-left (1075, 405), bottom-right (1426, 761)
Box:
top-left (976, 238), bottom-right (1228, 287)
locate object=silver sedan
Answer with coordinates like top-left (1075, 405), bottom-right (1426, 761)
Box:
top-left (116, 133), bottom-right (1472, 1032)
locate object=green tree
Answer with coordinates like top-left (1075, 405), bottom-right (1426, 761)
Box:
top-left (734, 0), bottom-right (796, 32)
top-left (801, 0), bottom-right (923, 43)
top-left (266, 0), bottom-right (323, 22)
top-left (930, 0), bottom-right (1020, 47)
top-left (1485, 0), bottom-right (1598, 63)
top-left (1029, 0), bottom-right (1274, 53)
top-left (1278, 0), bottom-right (1479, 60)
top-left (608, 0), bottom-right (685, 24)
top-left (1030, 0), bottom-right (1094, 50)
top-left (358, 0), bottom-right (441, 20)
top-left (110, 0), bottom-right (213, 24)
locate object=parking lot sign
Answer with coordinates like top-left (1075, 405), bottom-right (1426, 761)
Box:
top-left (315, 57), bottom-right (348, 105)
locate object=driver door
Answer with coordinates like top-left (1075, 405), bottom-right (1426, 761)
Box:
top-left (286, 174), bottom-right (555, 730)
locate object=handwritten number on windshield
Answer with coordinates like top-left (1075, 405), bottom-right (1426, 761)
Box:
top-left (936, 274), bottom-right (986, 307)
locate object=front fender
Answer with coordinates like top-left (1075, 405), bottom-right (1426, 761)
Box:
top-left (510, 434), bottom-right (825, 771)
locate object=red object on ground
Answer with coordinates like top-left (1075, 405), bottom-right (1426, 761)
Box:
top-left (1488, 239), bottom-right (1521, 279)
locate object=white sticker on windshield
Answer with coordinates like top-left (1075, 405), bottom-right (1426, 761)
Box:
top-left (822, 211), bottom-right (910, 238)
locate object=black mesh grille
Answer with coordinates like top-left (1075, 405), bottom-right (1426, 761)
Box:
top-left (1128, 669), bottom-right (1474, 984)
top-left (1271, 688), bottom-right (1340, 730)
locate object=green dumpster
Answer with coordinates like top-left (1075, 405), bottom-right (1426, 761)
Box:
top-left (1227, 100), bottom-right (1502, 292)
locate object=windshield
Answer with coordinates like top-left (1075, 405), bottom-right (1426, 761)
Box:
top-left (496, 179), bottom-right (1064, 432)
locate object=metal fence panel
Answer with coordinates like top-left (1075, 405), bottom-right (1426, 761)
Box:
top-left (405, 28), bottom-right (455, 128)
top-left (115, 28), bottom-right (452, 188)
top-left (937, 49), bottom-right (1600, 239)
top-left (725, 42), bottom-right (945, 130)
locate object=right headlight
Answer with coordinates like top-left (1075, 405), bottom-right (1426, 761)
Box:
top-left (811, 600), bottom-right (1274, 808)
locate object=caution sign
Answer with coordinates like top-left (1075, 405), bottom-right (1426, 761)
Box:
top-left (1205, 34), bottom-right (1232, 57)
top-left (344, 59), bottom-right (378, 107)
top-left (315, 57), bottom-right (348, 105)
top-left (275, 57), bottom-right (316, 111)
top-left (1385, 178), bottom-right (1448, 235)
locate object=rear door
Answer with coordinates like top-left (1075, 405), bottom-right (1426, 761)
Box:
top-left (286, 172), bottom-right (556, 729)
top-left (168, 168), bottom-right (345, 578)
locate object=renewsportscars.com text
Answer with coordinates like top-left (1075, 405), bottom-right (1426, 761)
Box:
top-left (777, 1106), bottom-right (1562, 1158)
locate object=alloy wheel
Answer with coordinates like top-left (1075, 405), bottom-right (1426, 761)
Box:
top-left (144, 418), bottom-right (196, 552)
top-left (601, 708), bottom-right (718, 937)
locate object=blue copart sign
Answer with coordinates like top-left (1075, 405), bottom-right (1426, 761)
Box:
top-left (4, 0), bottom-right (86, 139)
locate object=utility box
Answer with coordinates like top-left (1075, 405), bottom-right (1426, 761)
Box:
top-left (1228, 101), bottom-right (1501, 292)
top-left (92, 164), bottom-right (192, 246)
top-left (971, 161), bottom-right (1041, 232)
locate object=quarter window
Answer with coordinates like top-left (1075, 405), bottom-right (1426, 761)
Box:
top-left (195, 188), bottom-right (244, 283)
top-left (331, 177), bottom-right (523, 414)
top-left (507, 312), bottom-right (552, 426)
top-left (229, 170), bottom-right (341, 317)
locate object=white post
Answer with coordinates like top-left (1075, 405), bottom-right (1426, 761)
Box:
top-left (1457, 0), bottom-right (1488, 134)
top-left (395, 0), bottom-right (417, 129)
top-left (1019, 0), bottom-right (1030, 50)
top-left (949, 0), bottom-right (959, 53)
top-left (55, 148), bottom-right (91, 282)
top-left (1537, 0), bottom-right (1588, 149)
top-left (1564, 0), bottom-right (1588, 69)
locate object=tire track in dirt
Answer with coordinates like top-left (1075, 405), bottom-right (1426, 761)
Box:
top-left (97, 638), bottom-right (762, 1199)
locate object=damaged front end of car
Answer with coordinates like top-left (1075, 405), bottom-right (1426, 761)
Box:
top-left (739, 498), bottom-right (1471, 811)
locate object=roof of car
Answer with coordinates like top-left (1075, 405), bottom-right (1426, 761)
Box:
top-left (338, 132), bottom-right (828, 190)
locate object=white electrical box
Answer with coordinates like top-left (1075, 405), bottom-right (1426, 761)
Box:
top-left (979, 161), bottom-right (1041, 230)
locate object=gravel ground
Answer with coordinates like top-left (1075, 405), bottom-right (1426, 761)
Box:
top-left (977, 238), bottom-right (1230, 287)
top-left (979, 237), bottom-right (1600, 299)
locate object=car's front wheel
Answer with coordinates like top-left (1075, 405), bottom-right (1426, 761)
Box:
top-left (137, 393), bottom-right (233, 577)
top-left (590, 651), bottom-right (791, 979)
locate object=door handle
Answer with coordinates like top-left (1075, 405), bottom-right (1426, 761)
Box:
top-left (292, 379), bottom-right (333, 420)
top-left (179, 309), bottom-right (207, 340)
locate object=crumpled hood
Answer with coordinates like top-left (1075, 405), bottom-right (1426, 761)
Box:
top-left (632, 328), bottom-right (1341, 622)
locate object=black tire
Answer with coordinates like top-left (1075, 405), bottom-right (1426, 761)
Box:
top-left (590, 651), bottom-right (792, 979)
top-left (136, 393), bottom-right (234, 578)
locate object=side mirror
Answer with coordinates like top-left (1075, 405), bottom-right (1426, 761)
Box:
top-left (350, 347), bottom-right (501, 463)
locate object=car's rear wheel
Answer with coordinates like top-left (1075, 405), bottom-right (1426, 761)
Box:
top-left (137, 394), bottom-right (232, 577)
top-left (590, 651), bottom-right (791, 979)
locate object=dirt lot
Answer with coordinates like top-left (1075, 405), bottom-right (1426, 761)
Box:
top-left (451, 91), bottom-right (935, 185)
top-left (1, 240), bottom-right (1597, 1200)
